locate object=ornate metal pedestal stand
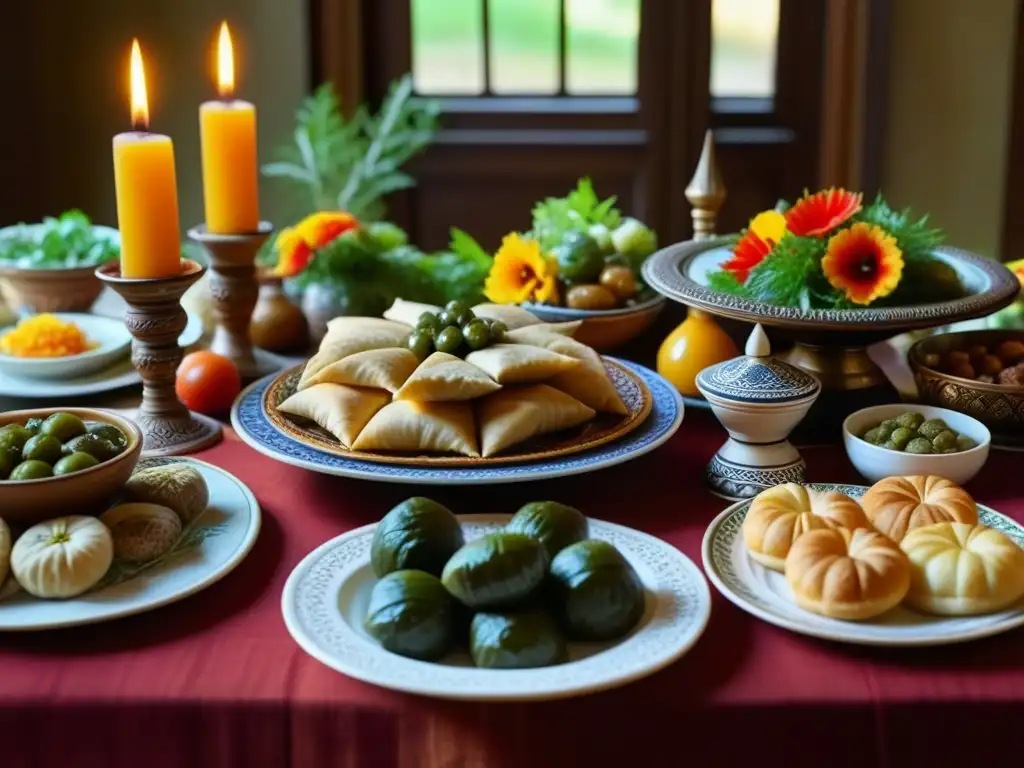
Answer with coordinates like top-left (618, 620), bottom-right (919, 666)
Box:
top-left (96, 259), bottom-right (223, 456)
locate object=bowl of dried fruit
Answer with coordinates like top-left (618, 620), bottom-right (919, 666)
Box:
top-left (908, 330), bottom-right (1024, 447)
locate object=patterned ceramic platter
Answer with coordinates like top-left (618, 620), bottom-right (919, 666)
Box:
top-left (0, 457), bottom-right (260, 631)
top-left (702, 483), bottom-right (1024, 646)
top-left (282, 514), bottom-right (711, 701)
top-left (263, 359), bottom-right (652, 467)
top-left (643, 238), bottom-right (1020, 335)
top-left (231, 358), bottom-right (683, 485)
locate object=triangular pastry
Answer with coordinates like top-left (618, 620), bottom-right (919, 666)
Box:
top-left (503, 334), bottom-right (627, 415)
top-left (464, 343), bottom-right (579, 385)
top-left (504, 321), bottom-right (583, 342)
top-left (277, 384), bottom-right (391, 448)
top-left (383, 298), bottom-right (443, 327)
top-left (352, 400), bottom-right (479, 457)
top-left (477, 384), bottom-right (596, 457)
top-left (394, 352), bottom-right (502, 402)
top-left (302, 347), bottom-right (420, 392)
top-left (471, 303), bottom-right (542, 330)
top-left (299, 318), bottom-right (410, 389)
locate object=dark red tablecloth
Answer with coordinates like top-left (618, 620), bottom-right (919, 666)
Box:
top-left (2, 410), bottom-right (1023, 768)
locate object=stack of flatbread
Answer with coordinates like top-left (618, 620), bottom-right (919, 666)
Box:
top-left (276, 299), bottom-right (629, 458)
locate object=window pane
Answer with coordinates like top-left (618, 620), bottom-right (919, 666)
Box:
top-left (710, 0), bottom-right (780, 98)
top-left (566, 0), bottom-right (639, 94)
top-left (488, 0), bottom-right (560, 94)
top-left (411, 0), bottom-right (485, 94)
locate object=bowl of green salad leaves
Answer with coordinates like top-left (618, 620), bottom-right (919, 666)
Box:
top-left (0, 210), bottom-right (120, 314)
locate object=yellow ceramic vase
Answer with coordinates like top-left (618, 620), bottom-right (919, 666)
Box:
top-left (657, 309), bottom-right (739, 396)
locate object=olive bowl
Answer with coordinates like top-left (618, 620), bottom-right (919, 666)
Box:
top-left (908, 329), bottom-right (1024, 447)
top-left (0, 407), bottom-right (142, 523)
top-left (521, 293), bottom-right (666, 352)
top-left (842, 403), bottom-right (990, 486)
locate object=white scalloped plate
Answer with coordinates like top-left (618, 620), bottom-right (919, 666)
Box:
top-left (282, 514), bottom-right (711, 701)
top-left (702, 482), bottom-right (1024, 646)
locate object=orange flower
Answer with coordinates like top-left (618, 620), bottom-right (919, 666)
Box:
top-left (785, 188), bottom-right (863, 237)
top-left (273, 211), bottom-right (360, 278)
top-left (822, 223), bottom-right (904, 305)
top-left (722, 210), bottom-right (787, 282)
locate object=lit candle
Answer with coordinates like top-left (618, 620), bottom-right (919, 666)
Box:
top-left (199, 22), bottom-right (259, 234)
top-left (112, 39), bottom-right (182, 279)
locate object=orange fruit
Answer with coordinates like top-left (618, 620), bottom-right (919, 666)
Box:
top-left (176, 351), bottom-right (241, 415)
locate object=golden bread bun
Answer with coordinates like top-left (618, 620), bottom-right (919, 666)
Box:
top-left (861, 476), bottom-right (977, 543)
top-left (900, 522), bottom-right (1024, 615)
top-left (785, 527), bottom-right (910, 620)
top-left (743, 483), bottom-right (868, 571)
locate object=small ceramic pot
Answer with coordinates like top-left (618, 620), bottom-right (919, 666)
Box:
top-left (251, 272), bottom-right (309, 353)
top-left (697, 324), bottom-right (821, 500)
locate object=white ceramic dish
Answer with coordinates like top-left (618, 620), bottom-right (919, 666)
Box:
top-left (702, 483), bottom-right (1024, 646)
top-left (843, 403), bottom-right (991, 485)
top-left (0, 456), bottom-right (260, 631)
top-left (282, 513), bottom-right (711, 701)
top-left (0, 313), bottom-right (130, 379)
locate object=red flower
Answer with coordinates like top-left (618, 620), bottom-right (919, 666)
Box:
top-left (785, 188), bottom-right (863, 237)
top-left (822, 223), bottom-right (904, 305)
top-left (722, 230), bottom-right (773, 283)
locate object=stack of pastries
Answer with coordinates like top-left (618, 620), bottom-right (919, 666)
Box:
top-left (741, 476), bottom-right (1024, 621)
top-left (276, 299), bottom-right (629, 459)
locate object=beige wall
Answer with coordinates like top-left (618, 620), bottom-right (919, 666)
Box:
top-left (0, 0), bottom-right (308, 231)
top-left (883, 0), bottom-right (1018, 258)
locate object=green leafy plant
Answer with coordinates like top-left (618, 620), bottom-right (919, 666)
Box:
top-left (0, 210), bottom-right (119, 269)
top-left (529, 177), bottom-right (622, 251)
top-left (262, 75), bottom-right (441, 221)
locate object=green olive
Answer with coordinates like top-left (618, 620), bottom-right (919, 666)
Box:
top-left (861, 426), bottom-right (886, 445)
top-left (62, 433), bottom-right (120, 462)
top-left (906, 437), bottom-right (936, 455)
top-left (415, 312), bottom-right (442, 336)
top-left (0, 448), bottom-right (13, 480)
top-left (889, 427), bottom-right (916, 451)
top-left (463, 319), bottom-right (491, 350)
top-left (445, 300), bottom-right (471, 318)
top-left (40, 412), bottom-right (87, 443)
top-left (957, 435), bottom-right (978, 451)
top-left (566, 284), bottom-right (618, 311)
top-left (435, 326), bottom-right (464, 355)
top-left (407, 331), bottom-right (434, 361)
top-left (917, 419), bottom-right (948, 440)
top-left (932, 430), bottom-right (958, 452)
top-left (488, 319), bottom-right (508, 341)
top-left (895, 412), bottom-right (925, 430)
top-left (599, 265), bottom-right (639, 299)
top-left (0, 425), bottom-right (34, 453)
top-left (22, 434), bottom-right (62, 465)
top-left (454, 308), bottom-right (475, 326)
top-left (437, 309), bottom-right (459, 328)
top-left (9, 460), bottom-right (53, 481)
top-left (86, 423), bottom-right (128, 450)
top-left (53, 451), bottom-right (101, 476)
top-left (879, 419), bottom-right (901, 432)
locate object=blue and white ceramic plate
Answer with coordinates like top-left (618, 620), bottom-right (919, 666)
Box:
top-left (702, 483), bottom-right (1024, 646)
top-left (231, 358), bottom-right (684, 485)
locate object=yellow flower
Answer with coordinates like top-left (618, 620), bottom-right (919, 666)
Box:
top-left (822, 223), bottom-right (904, 305)
top-left (484, 233), bottom-right (559, 304)
top-left (295, 211), bottom-right (359, 249)
top-left (749, 210), bottom-right (787, 244)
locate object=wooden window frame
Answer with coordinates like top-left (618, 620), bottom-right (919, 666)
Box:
top-left (1002, 0), bottom-right (1024, 260)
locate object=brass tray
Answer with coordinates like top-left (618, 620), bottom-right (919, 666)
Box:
top-left (263, 359), bottom-right (653, 467)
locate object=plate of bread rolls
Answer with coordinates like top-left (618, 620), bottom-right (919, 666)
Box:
top-left (701, 476), bottom-right (1024, 645)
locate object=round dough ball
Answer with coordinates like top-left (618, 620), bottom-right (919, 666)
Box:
top-left (743, 483), bottom-right (870, 571)
top-left (123, 465), bottom-right (209, 524)
top-left (11, 516), bottom-right (113, 599)
top-left (900, 522), bottom-right (1024, 615)
top-left (100, 503), bottom-right (182, 564)
top-left (0, 517), bottom-right (11, 587)
top-left (861, 476), bottom-right (977, 543)
top-left (785, 527), bottom-right (910, 620)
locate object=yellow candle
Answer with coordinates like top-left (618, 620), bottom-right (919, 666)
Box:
top-left (113, 39), bottom-right (182, 279)
top-left (200, 22), bottom-right (259, 234)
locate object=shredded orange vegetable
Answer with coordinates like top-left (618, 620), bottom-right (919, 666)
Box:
top-left (0, 314), bottom-right (96, 358)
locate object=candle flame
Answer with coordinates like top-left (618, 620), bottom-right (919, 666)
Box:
top-left (217, 21), bottom-right (234, 98)
top-left (129, 39), bottom-right (149, 130)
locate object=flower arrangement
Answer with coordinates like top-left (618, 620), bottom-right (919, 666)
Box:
top-left (706, 188), bottom-right (958, 310)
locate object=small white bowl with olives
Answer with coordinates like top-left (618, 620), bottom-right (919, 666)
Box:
top-left (843, 404), bottom-right (991, 485)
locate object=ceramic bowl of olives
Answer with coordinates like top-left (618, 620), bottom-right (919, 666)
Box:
top-left (842, 403), bottom-right (990, 485)
top-left (0, 407), bottom-right (142, 522)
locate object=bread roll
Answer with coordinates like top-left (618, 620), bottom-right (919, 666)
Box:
top-left (742, 483), bottom-right (870, 571)
top-left (900, 522), bottom-right (1024, 615)
top-left (861, 476), bottom-right (977, 543)
top-left (785, 527), bottom-right (910, 620)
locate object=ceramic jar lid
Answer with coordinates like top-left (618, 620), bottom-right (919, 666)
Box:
top-left (696, 324), bottom-right (820, 405)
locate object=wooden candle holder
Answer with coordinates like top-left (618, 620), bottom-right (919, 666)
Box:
top-left (188, 222), bottom-right (275, 380)
top-left (96, 259), bottom-right (223, 457)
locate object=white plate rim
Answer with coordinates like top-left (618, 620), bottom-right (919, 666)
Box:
top-left (0, 456), bottom-right (261, 631)
top-left (281, 513), bottom-right (711, 701)
top-left (701, 485), bottom-right (1024, 647)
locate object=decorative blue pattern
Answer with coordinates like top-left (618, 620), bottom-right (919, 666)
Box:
top-left (231, 357), bottom-right (683, 483)
top-left (697, 356), bottom-right (819, 404)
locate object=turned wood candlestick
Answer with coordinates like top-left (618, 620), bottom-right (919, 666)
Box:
top-left (188, 222), bottom-right (275, 380)
top-left (96, 259), bottom-right (223, 457)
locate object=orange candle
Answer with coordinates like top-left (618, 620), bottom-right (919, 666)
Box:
top-left (199, 22), bottom-right (259, 234)
top-left (113, 39), bottom-right (182, 279)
